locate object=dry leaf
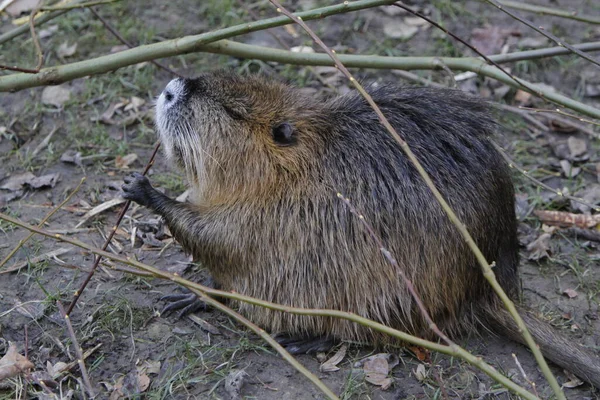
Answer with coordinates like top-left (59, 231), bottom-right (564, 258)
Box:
top-left (414, 363), bottom-right (427, 382)
top-left (364, 357), bottom-right (392, 390)
top-left (115, 153), bottom-right (138, 169)
top-left (320, 344), bottom-right (347, 372)
top-left (41, 85), bottom-right (72, 107)
top-left (567, 136), bottom-right (588, 159)
top-left (57, 41), bottom-right (77, 58)
top-left (562, 370), bottom-right (584, 388)
top-left (471, 26), bottom-right (520, 55)
top-left (526, 233), bottom-right (551, 260)
top-left (408, 345), bottom-right (430, 362)
top-left (0, 172), bottom-right (36, 191)
top-left (60, 150), bottom-right (83, 167)
top-left (137, 371), bottom-right (150, 392)
top-left (559, 160), bottom-right (581, 178)
top-left (290, 46), bottom-right (314, 53)
top-left (0, 342), bottom-right (35, 380)
top-left (383, 19), bottom-right (418, 40)
top-left (534, 210), bottom-right (600, 229)
top-left (46, 360), bottom-right (69, 378)
top-left (514, 90), bottom-right (532, 106)
top-left (75, 197), bottom-right (127, 228)
top-left (563, 288), bottom-right (578, 299)
top-left (124, 96), bottom-right (145, 112)
top-left (4, 0), bottom-right (41, 16)
top-left (14, 299), bottom-right (46, 320)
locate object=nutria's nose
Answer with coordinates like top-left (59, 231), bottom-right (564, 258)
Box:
top-left (160, 78), bottom-right (185, 107)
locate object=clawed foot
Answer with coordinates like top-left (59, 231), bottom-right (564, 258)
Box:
top-left (160, 291), bottom-right (208, 317)
top-left (274, 334), bottom-right (337, 355)
top-left (160, 276), bottom-right (218, 318)
top-left (121, 172), bottom-right (155, 208)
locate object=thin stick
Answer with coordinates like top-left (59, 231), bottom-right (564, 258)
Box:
top-left (40, 0), bottom-right (120, 11)
top-left (484, 0), bottom-right (600, 69)
top-left (88, 7), bottom-right (181, 77)
top-left (513, 353), bottom-right (539, 397)
top-left (497, 0), bottom-right (600, 25)
top-left (0, 211), bottom-right (540, 400)
top-left (0, 177), bottom-right (85, 269)
top-left (57, 301), bottom-right (95, 397)
top-left (65, 143), bottom-right (160, 315)
top-left (267, 1), bottom-right (564, 398)
top-left (519, 106), bottom-right (600, 128)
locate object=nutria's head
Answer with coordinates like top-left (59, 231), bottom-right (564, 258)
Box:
top-left (155, 71), bottom-right (326, 198)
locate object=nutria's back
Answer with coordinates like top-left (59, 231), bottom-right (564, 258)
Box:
top-left (122, 71), bottom-right (600, 388)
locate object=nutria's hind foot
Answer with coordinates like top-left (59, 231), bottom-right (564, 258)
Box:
top-left (274, 334), bottom-right (337, 355)
top-left (160, 276), bottom-right (218, 317)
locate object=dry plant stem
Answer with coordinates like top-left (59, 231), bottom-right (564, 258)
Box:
top-left (0, 0), bottom-right (396, 90)
top-left (89, 7), bottom-right (181, 77)
top-left (193, 291), bottom-right (339, 400)
top-left (513, 353), bottom-right (539, 397)
top-left (497, 0), bottom-right (600, 24)
top-left (56, 301), bottom-right (95, 398)
top-left (267, 1), bottom-right (564, 398)
top-left (485, 0), bottom-right (600, 68)
top-left (65, 142), bottom-right (160, 316)
top-left (0, 211), bottom-right (540, 400)
top-left (493, 142), bottom-right (600, 213)
top-left (0, 177), bottom-right (86, 269)
top-left (337, 194), bottom-right (455, 346)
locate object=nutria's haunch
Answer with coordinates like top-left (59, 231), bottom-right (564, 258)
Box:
top-left (122, 70), bottom-right (600, 388)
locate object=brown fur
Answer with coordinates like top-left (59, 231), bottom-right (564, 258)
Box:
top-left (123, 70), bottom-right (600, 388)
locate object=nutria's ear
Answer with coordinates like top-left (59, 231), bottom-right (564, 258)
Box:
top-left (272, 122), bottom-right (296, 146)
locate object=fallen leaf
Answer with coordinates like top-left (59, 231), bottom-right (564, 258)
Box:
top-left (60, 150), bottom-right (83, 167)
top-left (364, 356), bottom-right (392, 390)
top-left (471, 25), bottom-right (520, 55)
top-left (27, 173), bottom-right (60, 189)
top-left (414, 363), bottom-right (427, 382)
top-left (514, 90), bottom-right (532, 106)
top-left (383, 18), bottom-right (418, 40)
top-left (115, 153), bottom-right (138, 169)
top-left (57, 41), bottom-right (77, 58)
top-left (0, 342), bottom-right (35, 380)
top-left (14, 298), bottom-right (46, 320)
top-left (75, 197), bottom-right (127, 228)
top-left (284, 24), bottom-right (299, 38)
top-left (4, 0), bottom-right (41, 16)
top-left (137, 371), bottom-right (150, 392)
top-left (563, 288), bottom-right (578, 299)
top-left (320, 344), bottom-right (347, 372)
top-left (41, 85), bottom-right (71, 107)
top-left (559, 160), bottom-right (581, 178)
top-left (571, 185), bottom-right (600, 214)
top-left (225, 369), bottom-right (248, 399)
top-left (567, 136), bottom-right (587, 159)
top-left (562, 370), bottom-right (584, 388)
top-left (46, 360), bottom-right (69, 378)
top-left (408, 345), bottom-right (430, 362)
top-left (526, 233), bottom-right (551, 260)
top-left (124, 96), bottom-right (145, 112)
top-left (0, 171), bottom-right (36, 191)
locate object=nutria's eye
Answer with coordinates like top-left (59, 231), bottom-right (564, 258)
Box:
top-left (272, 122), bottom-right (296, 146)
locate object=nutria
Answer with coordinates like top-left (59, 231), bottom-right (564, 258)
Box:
top-left (122, 70), bottom-right (600, 388)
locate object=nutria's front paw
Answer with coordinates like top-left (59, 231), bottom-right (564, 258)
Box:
top-left (122, 172), bottom-right (154, 207)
